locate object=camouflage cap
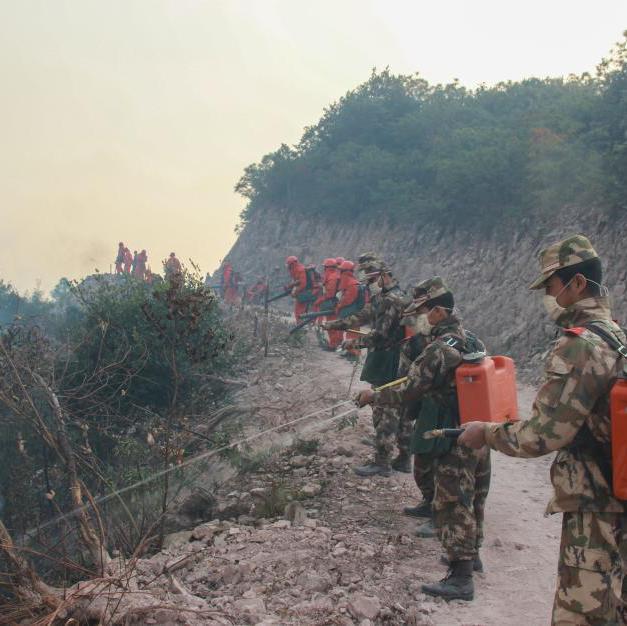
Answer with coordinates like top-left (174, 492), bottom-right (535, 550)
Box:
top-left (362, 258), bottom-right (392, 276)
top-left (412, 277), bottom-right (431, 298)
top-left (357, 252), bottom-right (378, 265)
top-left (414, 276), bottom-right (452, 308)
top-left (357, 253), bottom-right (384, 274)
top-left (529, 234), bottom-right (599, 290)
top-left (404, 276), bottom-right (451, 314)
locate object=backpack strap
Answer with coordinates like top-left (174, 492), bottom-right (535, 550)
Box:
top-left (566, 322), bottom-right (627, 500)
top-left (581, 323), bottom-right (627, 359)
top-left (440, 332), bottom-right (487, 363)
top-left (439, 334), bottom-right (467, 353)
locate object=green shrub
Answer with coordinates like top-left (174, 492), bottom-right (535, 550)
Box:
top-left (237, 33), bottom-right (627, 230)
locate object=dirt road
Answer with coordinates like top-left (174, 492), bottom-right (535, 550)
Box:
top-left (134, 333), bottom-right (562, 625)
top-left (311, 347), bottom-right (561, 626)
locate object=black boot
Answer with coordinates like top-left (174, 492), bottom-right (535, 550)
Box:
top-left (439, 554), bottom-right (484, 573)
top-left (391, 454), bottom-right (411, 473)
top-left (403, 501), bottom-right (432, 518)
top-left (421, 559), bottom-right (474, 601)
top-left (353, 462), bottom-right (392, 477)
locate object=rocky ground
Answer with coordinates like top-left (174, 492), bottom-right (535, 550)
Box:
top-left (110, 325), bottom-right (562, 626)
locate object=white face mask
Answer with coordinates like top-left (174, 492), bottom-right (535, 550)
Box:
top-left (543, 278), bottom-right (572, 321)
top-left (368, 281), bottom-right (382, 296)
top-left (543, 295), bottom-right (565, 321)
top-left (543, 277), bottom-right (608, 321)
top-left (414, 314), bottom-right (432, 335)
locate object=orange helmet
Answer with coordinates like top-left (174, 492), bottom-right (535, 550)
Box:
top-left (339, 260), bottom-right (354, 272)
top-left (323, 258), bottom-right (337, 268)
top-left (285, 255), bottom-right (298, 265)
top-left (335, 257), bottom-right (345, 265)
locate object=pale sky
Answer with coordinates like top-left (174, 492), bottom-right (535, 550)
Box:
top-left (1, 1), bottom-right (626, 293)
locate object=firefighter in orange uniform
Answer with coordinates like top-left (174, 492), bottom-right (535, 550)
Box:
top-left (134, 249), bottom-right (148, 280)
top-left (115, 242), bottom-right (125, 274)
top-left (286, 256), bottom-right (314, 322)
top-left (314, 258), bottom-right (343, 349)
top-left (123, 247), bottom-right (133, 274)
top-left (334, 260), bottom-right (364, 360)
top-left (222, 263), bottom-right (240, 305)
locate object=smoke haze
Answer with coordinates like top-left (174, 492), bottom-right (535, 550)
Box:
top-left (1, 0), bottom-right (626, 292)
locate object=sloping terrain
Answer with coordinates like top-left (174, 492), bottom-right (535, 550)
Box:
top-left (75, 328), bottom-right (561, 626)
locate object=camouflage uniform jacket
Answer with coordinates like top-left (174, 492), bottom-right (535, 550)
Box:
top-left (374, 315), bottom-right (475, 407)
top-left (329, 280), bottom-right (408, 350)
top-left (484, 297), bottom-right (626, 514)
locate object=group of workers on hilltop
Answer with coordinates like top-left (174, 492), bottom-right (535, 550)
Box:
top-left (113, 242), bottom-right (183, 283)
top-left (115, 242), bottom-right (149, 280)
top-left (279, 237), bottom-right (627, 626)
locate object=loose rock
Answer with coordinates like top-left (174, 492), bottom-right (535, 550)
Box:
top-left (348, 593), bottom-right (381, 620)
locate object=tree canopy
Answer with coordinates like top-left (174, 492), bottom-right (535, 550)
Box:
top-left (236, 33), bottom-right (627, 228)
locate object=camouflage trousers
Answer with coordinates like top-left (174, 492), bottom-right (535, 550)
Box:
top-left (552, 511), bottom-right (627, 626)
top-left (432, 443), bottom-right (491, 561)
top-left (413, 453), bottom-right (435, 503)
top-left (396, 409), bottom-right (413, 460)
top-left (371, 404), bottom-right (400, 469)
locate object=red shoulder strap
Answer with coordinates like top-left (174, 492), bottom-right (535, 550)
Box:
top-left (564, 327), bottom-right (586, 336)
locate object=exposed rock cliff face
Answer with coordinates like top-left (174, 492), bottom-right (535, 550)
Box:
top-left (225, 206), bottom-right (627, 374)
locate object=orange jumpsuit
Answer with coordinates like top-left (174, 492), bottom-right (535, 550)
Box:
top-left (134, 251), bottom-right (147, 280)
top-left (123, 248), bottom-right (133, 274)
top-left (315, 266), bottom-right (343, 349)
top-left (223, 264), bottom-right (239, 305)
top-left (336, 272), bottom-right (362, 358)
top-left (288, 262), bottom-right (310, 322)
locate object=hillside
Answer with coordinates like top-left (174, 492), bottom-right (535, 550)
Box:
top-left (223, 35), bottom-right (627, 371)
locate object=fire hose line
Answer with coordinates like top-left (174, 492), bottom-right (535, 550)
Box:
top-left (24, 399), bottom-right (357, 538)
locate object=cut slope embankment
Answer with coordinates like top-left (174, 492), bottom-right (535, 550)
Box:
top-left (225, 205), bottom-right (627, 378)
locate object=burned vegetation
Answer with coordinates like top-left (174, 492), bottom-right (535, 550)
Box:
top-left (0, 270), bottom-right (256, 623)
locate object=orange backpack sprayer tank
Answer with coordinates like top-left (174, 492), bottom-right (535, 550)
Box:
top-left (569, 323), bottom-right (627, 500)
top-left (611, 380), bottom-right (627, 499)
top-left (456, 356), bottom-right (519, 424)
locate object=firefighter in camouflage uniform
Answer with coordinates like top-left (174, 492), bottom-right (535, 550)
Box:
top-left (399, 280), bottom-right (438, 535)
top-left (325, 254), bottom-right (409, 476)
top-left (460, 234), bottom-right (627, 625)
top-left (356, 277), bottom-right (491, 601)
